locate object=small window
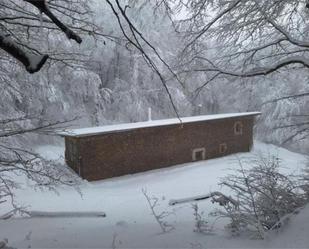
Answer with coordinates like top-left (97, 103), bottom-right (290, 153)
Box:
top-left (219, 143), bottom-right (228, 154)
top-left (234, 121), bottom-right (243, 135)
top-left (192, 148), bottom-right (206, 161)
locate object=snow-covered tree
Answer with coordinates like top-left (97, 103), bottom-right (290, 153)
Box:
top-left (155, 0), bottom-right (309, 152)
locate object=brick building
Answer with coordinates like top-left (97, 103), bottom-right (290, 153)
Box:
top-left (60, 112), bottom-right (260, 181)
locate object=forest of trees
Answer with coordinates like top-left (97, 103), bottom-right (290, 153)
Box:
top-left (1, 0), bottom-right (309, 151)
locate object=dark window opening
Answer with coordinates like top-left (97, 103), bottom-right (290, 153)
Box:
top-left (192, 148), bottom-right (206, 161)
top-left (219, 143), bottom-right (228, 154)
top-left (234, 121), bottom-right (243, 135)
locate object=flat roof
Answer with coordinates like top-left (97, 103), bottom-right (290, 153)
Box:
top-left (58, 112), bottom-right (261, 137)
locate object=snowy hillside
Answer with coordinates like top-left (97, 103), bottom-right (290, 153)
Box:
top-left (2, 1), bottom-right (309, 248)
top-left (0, 141), bottom-right (307, 248)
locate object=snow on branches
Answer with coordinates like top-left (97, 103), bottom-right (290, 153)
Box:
top-left (0, 0), bottom-right (89, 73)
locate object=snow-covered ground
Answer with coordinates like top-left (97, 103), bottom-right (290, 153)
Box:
top-left (0, 141), bottom-right (308, 248)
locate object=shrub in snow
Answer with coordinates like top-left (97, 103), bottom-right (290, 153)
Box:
top-left (211, 154), bottom-right (307, 239)
top-left (192, 204), bottom-right (213, 234)
top-left (142, 188), bottom-right (175, 234)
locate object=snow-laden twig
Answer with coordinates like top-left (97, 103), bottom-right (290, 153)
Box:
top-left (142, 188), bottom-right (175, 234)
top-left (216, 154), bottom-right (307, 238)
top-left (269, 206), bottom-right (304, 230)
top-left (111, 233), bottom-right (122, 249)
top-left (192, 204), bottom-right (213, 235)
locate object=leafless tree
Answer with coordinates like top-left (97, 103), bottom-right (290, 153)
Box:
top-left (0, 116), bottom-right (80, 218)
top-left (1, 0), bottom-right (183, 117)
top-left (145, 0), bottom-right (309, 145)
top-left (165, 1), bottom-right (309, 78)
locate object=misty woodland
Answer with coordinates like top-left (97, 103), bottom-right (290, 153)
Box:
top-left (1, 0), bottom-right (309, 248)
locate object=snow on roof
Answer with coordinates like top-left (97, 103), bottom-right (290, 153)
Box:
top-left (59, 112), bottom-right (261, 137)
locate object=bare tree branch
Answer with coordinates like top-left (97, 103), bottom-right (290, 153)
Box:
top-left (0, 31), bottom-right (48, 73)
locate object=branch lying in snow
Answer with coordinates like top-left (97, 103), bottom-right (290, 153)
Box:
top-left (21, 211), bottom-right (105, 219)
top-left (0, 32), bottom-right (48, 73)
top-left (0, 211), bottom-right (106, 220)
top-left (169, 194), bottom-right (213, 205)
top-left (169, 191), bottom-right (239, 208)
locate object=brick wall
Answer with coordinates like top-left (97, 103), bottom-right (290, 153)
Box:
top-left (65, 116), bottom-right (254, 181)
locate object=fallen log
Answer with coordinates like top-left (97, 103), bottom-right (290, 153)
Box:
top-left (169, 191), bottom-right (239, 208)
top-left (169, 194), bottom-right (213, 206)
top-left (27, 211), bottom-right (106, 218)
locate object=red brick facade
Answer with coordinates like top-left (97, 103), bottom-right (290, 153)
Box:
top-left (64, 115), bottom-right (257, 181)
